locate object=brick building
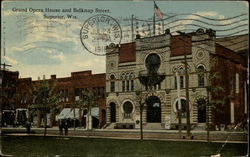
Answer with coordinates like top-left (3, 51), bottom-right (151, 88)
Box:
top-left (0, 70), bottom-right (19, 127)
top-left (2, 70), bottom-right (106, 128)
top-left (105, 28), bottom-right (248, 130)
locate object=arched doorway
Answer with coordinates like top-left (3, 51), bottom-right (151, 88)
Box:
top-left (110, 102), bottom-right (116, 123)
top-left (146, 96), bottom-right (161, 123)
top-left (197, 98), bottom-right (206, 123)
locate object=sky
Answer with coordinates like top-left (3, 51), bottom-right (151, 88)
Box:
top-left (1, 1), bottom-right (249, 80)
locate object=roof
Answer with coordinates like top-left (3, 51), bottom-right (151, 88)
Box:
top-left (215, 43), bottom-right (247, 66)
top-left (119, 42), bottom-right (136, 63)
top-left (215, 34), bottom-right (248, 55)
top-left (116, 33), bottom-right (248, 62)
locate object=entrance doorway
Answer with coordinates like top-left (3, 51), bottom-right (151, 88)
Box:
top-left (146, 96), bottom-right (161, 123)
top-left (197, 98), bottom-right (206, 123)
top-left (110, 103), bottom-right (116, 123)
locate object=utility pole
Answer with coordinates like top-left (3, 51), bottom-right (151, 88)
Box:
top-left (176, 72), bottom-right (182, 138)
top-left (177, 31), bottom-right (191, 139)
top-left (0, 45), bottom-right (2, 136)
top-left (206, 87), bottom-right (210, 142)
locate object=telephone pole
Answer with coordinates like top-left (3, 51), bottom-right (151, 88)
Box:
top-left (177, 31), bottom-right (191, 139)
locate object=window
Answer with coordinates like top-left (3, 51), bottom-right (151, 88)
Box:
top-left (123, 101), bottom-right (133, 118)
top-left (101, 87), bottom-right (105, 99)
top-left (122, 81), bottom-right (125, 92)
top-left (110, 82), bottom-right (115, 92)
top-left (145, 53), bottom-right (161, 74)
top-left (197, 66), bottom-right (205, 87)
top-left (60, 89), bottom-right (68, 102)
top-left (131, 80), bottom-right (134, 91)
top-left (174, 67), bottom-right (185, 89)
top-left (158, 83), bottom-right (161, 90)
top-left (236, 73), bottom-right (239, 93)
top-left (175, 99), bottom-right (187, 117)
top-left (20, 92), bottom-right (27, 104)
top-left (180, 76), bottom-right (184, 88)
top-left (174, 77), bottom-right (177, 89)
top-left (110, 74), bottom-right (115, 92)
top-left (126, 80), bottom-right (130, 91)
top-left (121, 72), bottom-right (134, 92)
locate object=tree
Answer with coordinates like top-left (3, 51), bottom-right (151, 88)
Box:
top-left (75, 90), bottom-right (97, 130)
top-left (84, 90), bottom-right (97, 130)
top-left (136, 90), bottom-right (145, 140)
top-left (28, 80), bottom-right (59, 136)
top-left (196, 57), bottom-right (225, 142)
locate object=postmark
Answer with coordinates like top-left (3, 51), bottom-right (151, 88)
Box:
top-left (80, 14), bottom-right (122, 56)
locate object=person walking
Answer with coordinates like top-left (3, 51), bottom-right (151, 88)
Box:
top-left (26, 121), bottom-right (31, 134)
top-left (64, 120), bottom-right (68, 136)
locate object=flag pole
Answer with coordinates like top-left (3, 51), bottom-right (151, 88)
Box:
top-left (131, 14), bottom-right (134, 41)
top-left (153, 1), bottom-right (156, 36)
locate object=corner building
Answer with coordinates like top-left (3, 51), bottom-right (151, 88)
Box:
top-left (105, 29), bottom-right (248, 130)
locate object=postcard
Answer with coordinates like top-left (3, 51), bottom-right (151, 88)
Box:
top-left (0, 1), bottom-right (249, 157)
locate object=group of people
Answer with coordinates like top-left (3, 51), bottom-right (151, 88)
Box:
top-left (59, 119), bottom-right (69, 135)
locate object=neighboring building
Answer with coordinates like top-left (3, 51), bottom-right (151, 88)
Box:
top-left (105, 28), bottom-right (248, 130)
top-left (2, 70), bottom-right (106, 128)
top-left (0, 70), bottom-right (19, 127)
top-left (50, 70), bottom-right (106, 128)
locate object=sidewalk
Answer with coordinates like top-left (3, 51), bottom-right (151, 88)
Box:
top-left (2, 127), bottom-right (248, 143)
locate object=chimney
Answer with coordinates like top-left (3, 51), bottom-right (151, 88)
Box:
top-left (43, 75), bottom-right (45, 80)
top-left (51, 74), bottom-right (56, 79)
top-left (38, 76), bottom-right (40, 80)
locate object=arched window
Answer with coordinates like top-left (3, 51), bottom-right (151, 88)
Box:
top-left (110, 74), bottom-right (115, 92)
top-left (175, 99), bottom-right (187, 117)
top-left (121, 73), bottom-right (126, 92)
top-left (197, 66), bottom-right (205, 87)
top-left (145, 53), bottom-right (161, 74)
top-left (121, 72), bottom-right (134, 92)
top-left (174, 67), bottom-right (185, 89)
top-left (123, 101), bottom-right (133, 118)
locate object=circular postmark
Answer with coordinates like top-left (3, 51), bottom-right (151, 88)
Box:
top-left (80, 14), bottom-right (122, 56)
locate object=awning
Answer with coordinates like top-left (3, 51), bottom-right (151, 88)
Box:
top-left (56, 108), bottom-right (71, 120)
top-left (67, 108), bottom-right (80, 119)
top-left (91, 107), bottom-right (99, 119)
top-left (57, 107), bottom-right (99, 120)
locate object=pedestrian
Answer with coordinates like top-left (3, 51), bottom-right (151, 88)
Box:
top-left (26, 121), bottom-right (31, 134)
top-left (64, 120), bottom-right (68, 135)
top-left (59, 120), bottom-right (63, 136)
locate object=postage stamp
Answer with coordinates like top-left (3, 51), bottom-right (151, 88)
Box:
top-left (80, 14), bottom-right (122, 56)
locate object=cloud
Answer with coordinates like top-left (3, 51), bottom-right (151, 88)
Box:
top-left (167, 11), bottom-right (247, 35)
top-left (73, 58), bottom-right (105, 68)
top-left (50, 52), bottom-right (65, 61)
top-left (3, 56), bottom-right (18, 65)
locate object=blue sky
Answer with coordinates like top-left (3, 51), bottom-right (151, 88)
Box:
top-left (1, 1), bottom-right (249, 79)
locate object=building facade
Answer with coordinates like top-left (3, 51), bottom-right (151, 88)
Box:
top-left (1, 70), bottom-right (19, 127)
top-left (2, 70), bottom-right (106, 128)
top-left (105, 28), bottom-right (248, 130)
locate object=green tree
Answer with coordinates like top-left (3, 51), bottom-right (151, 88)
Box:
top-left (28, 80), bottom-right (60, 136)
